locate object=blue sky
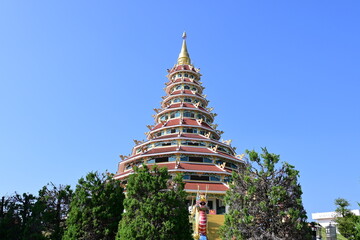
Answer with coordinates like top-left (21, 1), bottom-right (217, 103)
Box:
top-left (0, 1), bottom-right (359, 220)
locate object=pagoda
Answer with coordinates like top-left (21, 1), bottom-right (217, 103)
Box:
top-left (115, 32), bottom-right (245, 215)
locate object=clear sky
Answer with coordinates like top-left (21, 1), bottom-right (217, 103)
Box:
top-left (1, 1), bottom-right (359, 220)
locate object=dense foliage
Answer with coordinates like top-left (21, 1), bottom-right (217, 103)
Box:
top-left (37, 183), bottom-right (73, 240)
top-left (0, 193), bottom-right (37, 240)
top-left (0, 184), bottom-right (72, 240)
top-left (63, 171), bottom-right (124, 240)
top-left (221, 148), bottom-right (310, 240)
top-left (116, 165), bottom-right (192, 240)
top-left (334, 198), bottom-right (360, 240)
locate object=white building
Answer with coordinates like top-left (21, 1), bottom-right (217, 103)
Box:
top-left (312, 209), bottom-right (360, 227)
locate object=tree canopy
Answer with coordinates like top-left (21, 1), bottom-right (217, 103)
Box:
top-left (37, 183), bottom-right (73, 240)
top-left (116, 164), bottom-right (192, 240)
top-left (220, 148), bottom-right (310, 240)
top-left (0, 193), bottom-right (37, 240)
top-left (334, 198), bottom-right (360, 240)
top-left (0, 184), bottom-right (72, 240)
top-left (63, 171), bottom-right (124, 240)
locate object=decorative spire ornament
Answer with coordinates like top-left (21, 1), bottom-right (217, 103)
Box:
top-left (177, 31), bottom-right (191, 65)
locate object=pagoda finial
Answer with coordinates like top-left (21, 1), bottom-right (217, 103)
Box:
top-left (177, 31), bottom-right (191, 65)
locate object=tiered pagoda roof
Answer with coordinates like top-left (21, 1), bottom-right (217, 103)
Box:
top-left (115, 32), bottom-right (245, 195)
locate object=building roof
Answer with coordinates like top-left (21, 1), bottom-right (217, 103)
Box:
top-left (174, 162), bottom-right (228, 173)
top-left (184, 182), bottom-right (229, 193)
top-left (312, 210), bottom-right (360, 220)
top-left (170, 89), bottom-right (201, 96)
top-left (170, 78), bottom-right (199, 84)
top-left (169, 64), bottom-right (197, 73)
top-left (165, 102), bottom-right (206, 111)
top-left (153, 133), bottom-right (207, 140)
top-left (147, 162), bottom-right (229, 173)
top-left (151, 118), bottom-right (212, 131)
top-left (121, 139), bottom-right (242, 164)
top-left (114, 162), bottom-right (231, 180)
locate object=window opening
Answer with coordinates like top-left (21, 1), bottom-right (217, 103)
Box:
top-left (170, 111), bottom-right (180, 119)
top-left (210, 176), bottom-right (221, 181)
top-left (190, 175), bottom-right (209, 181)
top-left (160, 115), bottom-right (168, 121)
top-left (155, 157), bottom-right (169, 163)
top-left (189, 157), bottom-right (203, 162)
top-left (184, 112), bottom-right (195, 118)
top-left (166, 128), bottom-right (178, 134)
top-left (197, 114), bottom-right (205, 120)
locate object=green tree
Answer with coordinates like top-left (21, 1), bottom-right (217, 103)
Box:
top-left (16, 193), bottom-right (46, 240)
top-left (334, 198), bottom-right (360, 240)
top-left (22, 195), bottom-right (47, 240)
top-left (220, 148), bottom-right (310, 240)
top-left (0, 193), bottom-right (45, 240)
top-left (0, 195), bottom-right (22, 240)
top-left (16, 193), bottom-right (38, 239)
top-left (335, 198), bottom-right (352, 217)
top-left (0, 184), bottom-right (73, 240)
top-left (63, 171), bottom-right (124, 240)
top-left (37, 183), bottom-right (73, 240)
top-left (116, 165), bottom-right (192, 240)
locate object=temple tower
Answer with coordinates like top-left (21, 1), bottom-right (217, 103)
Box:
top-left (115, 32), bottom-right (245, 215)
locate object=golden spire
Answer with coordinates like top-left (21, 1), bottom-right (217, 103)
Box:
top-left (177, 31), bottom-right (191, 65)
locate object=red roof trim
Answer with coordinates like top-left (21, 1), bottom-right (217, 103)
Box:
top-left (184, 182), bottom-right (229, 192)
top-left (171, 90), bottom-right (201, 96)
top-left (120, 148), bottom-right (243, 164)
top-left (152, 119), bottom-right (213, 131)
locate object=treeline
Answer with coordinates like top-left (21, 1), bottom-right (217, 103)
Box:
top-left (0, 183), bottom-right (72, 240)
top-left (0, 167), bottom-right (191, 240)
top-left (1, 148), bottom-right (315, 240)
